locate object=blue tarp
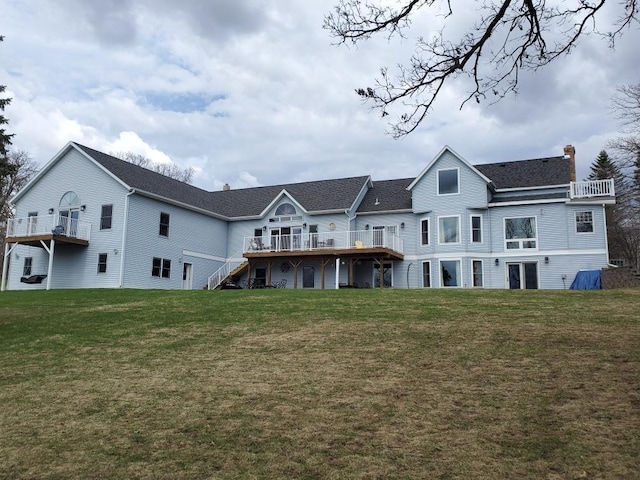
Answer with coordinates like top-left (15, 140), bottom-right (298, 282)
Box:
top-left (570, 270), bottom-right (602, 290)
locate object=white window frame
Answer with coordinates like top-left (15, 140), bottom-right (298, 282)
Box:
top-left (575, 210), bottom-right (594, 234)
top-left (438, 215), bottom-right (461, 245)
top-left (504, 216), bottom-right (538, 251)
top-left (437, 167), bottom-right (460, 196)
top-left (472, 259), bottom-right (484, 287)
top-left (422, 260), bottom-right (431, 288)
top-left (420, 217), bottom-right (430, 246)
top-left (470, 215), bottom-right (483, 244)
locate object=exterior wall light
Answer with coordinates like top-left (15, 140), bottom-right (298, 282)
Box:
top-left (48, 208), bottom-right (54, 214)
top-left (494, 258), bottom-right (499, 266)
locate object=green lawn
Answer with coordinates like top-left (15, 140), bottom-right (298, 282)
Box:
top-left (1, 288), bottom-right (639, 479)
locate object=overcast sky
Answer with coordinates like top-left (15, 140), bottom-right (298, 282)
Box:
top-left (2, 1), bottom-right (639, 191)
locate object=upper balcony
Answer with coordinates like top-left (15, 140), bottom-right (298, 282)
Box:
top-left (569, 179), bottom-right (615, 201)
top-left (243, 229), bottom-right (404, 260)
top-left (6, 214), bottom-right (91, 247)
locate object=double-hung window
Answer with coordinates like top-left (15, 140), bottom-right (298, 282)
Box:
top-left (23, 257), bottom-right (33, 276)
top-left (100, 205), bottom-right (113, 230)
top-left (471, 215), bottom-right (482, 243)
top-left (420, 218), bottom-right (430, 246)
top-left (159, 212), bottom-right (170, 237)
top-left (97, 253), bottom-right (108, 273)
top-left (504, 217), bottom-right (537, 250)
top-left (575, 211), bottom-right (594, 233)
top-left (438, 216), bottom-right (460, 244)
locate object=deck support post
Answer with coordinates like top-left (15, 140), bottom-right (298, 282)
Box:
top-left (44, 239), bottom-right (56, 291)
top-left (1, 242), bottom-right (14, 291)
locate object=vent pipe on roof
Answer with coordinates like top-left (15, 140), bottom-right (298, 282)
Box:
top-left (223, 183), bottom-right (231, 191)
top-left (563, 145), bottom-right (576, 182)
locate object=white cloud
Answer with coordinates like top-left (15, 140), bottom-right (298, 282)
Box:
top-left (2, 0), bottom-right (639, 191)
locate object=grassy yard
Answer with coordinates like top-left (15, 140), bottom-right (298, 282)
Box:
top-left (1, 288), bottom-right (639, 480)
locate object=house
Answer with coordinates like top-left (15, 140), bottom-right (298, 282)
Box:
top-left (1, 142), bottom-right (615, 291)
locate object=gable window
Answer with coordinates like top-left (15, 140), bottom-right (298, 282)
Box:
top-left (23, 257), bottom-right (33, 276)
top-left (575, 211), bottom-right (594, 233)
top-left (420, 218), bottom-right (430, 246)
top-left (152, 257), bottom-right (171, 278)
top-left (471, 215), bottom-right (482, 243)
top-left (275, 203), bottom-right (296, 216)
top-left (422, 261), bottom-right (431, 287)
top-left (504, 217), bottom-right (537, 250)
top-left (97, 253), bottom-right (108, 273)
top-left (438, 216), bottom-right (460, 244)
top-left (100, 205), bottom-right (113, 230)
top-left (440, 260), bottom-right (461, 287)
top-left (438, 168), bottom-right (459, 195)
top-left (159, 212), bottom-right (170, 237)
top-left (472, 260), bottom-right (483, 287)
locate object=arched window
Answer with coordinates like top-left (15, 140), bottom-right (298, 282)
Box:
top-left (59, 191), bottom-right (81, 207)
top-left (275, 203), bottom-right (296, 216)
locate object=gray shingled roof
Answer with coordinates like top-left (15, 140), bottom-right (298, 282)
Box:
top-left (76, 143), bottom-right (370, 218)
top-left (77, 143), bottom-right (570, 217)
top-left (357, 178), bottom-right (413, 213)
top-left (474, 156), bottom-right (570, 189)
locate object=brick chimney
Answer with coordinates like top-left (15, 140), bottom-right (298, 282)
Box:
top-left (223, 183), bottom-right (231, 191)
top-left (563, 145), bottom-right (576, 182)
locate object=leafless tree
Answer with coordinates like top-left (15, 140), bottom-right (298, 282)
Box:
top-left (0, 150), bottom-right (38, 272)
top-left (324, 0), bottom-right (639, 138)
top-left (111, 151), bottom-right (195, 184)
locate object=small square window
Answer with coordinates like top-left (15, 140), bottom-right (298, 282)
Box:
top-left (575, 211), bottom-right (594, 233)
top-left (97, 253), bottom-right (108, 273)
top-left (438, 168), bottom-right (459, 195)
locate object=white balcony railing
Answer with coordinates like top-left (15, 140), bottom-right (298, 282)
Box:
top-left (244, 229), bottom-right (404, 255)
top-left (6, 214), bottom-right (92, 242)
top-left (570, 179), bottom-right (615, 199)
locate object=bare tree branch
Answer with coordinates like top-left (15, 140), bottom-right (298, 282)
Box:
top-left (111, 151), bottom-right (195, 184)
top-left (325, 0), bottom-right (639, 138)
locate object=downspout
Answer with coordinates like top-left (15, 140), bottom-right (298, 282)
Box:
top-left (602, 203), bottom-right (610, 264)
top-left (119, 190), bottom-right (134, 288)
top-left (406, 262), bottom-right (413, 289)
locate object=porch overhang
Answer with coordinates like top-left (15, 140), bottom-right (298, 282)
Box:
top-left (6, 234), bottom-right (89, 248)
top-left (244, 246), bottom-right (404, 261)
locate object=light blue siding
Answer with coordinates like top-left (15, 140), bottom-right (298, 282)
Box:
top-left (122, 195), bottom-right (228, 289)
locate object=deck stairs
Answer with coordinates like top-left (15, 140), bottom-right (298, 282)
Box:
top-left (207, 255), bottom-right (248, 290)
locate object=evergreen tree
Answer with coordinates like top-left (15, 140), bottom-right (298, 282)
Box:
top-left (588, 150), bottom-right (619, 180)
top-left (1, 35), bottom-right (15, 174)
